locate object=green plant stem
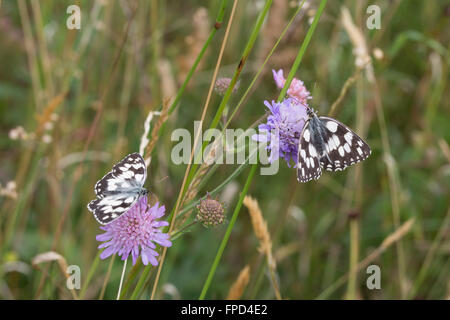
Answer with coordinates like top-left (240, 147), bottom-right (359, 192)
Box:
top-left (119, 260), bottom-right (142, 299)
top-left (346, 219), bottom-right (359, 299)
top-left (182, 0), bottom-right (306, 199)
top-left (123, 0), bottom-right (230, 298)
top-left (199, 163), bottom-right (258, 300)
top-left (126, 144), bottom-right (262, 300)
top-left (99, 254), bottom-right (116, 300)
top-left (180, 0), bottom-right (274, 209)
top-left (167, 0), bottom-right (229, 117)
top-left (79, 250), bottom-right (101, 299)
top-left (224, 0), bottom-right (306, 130)
top-left (279, 0), bottom-right (328, 100)
top-left (177, 144), bottom-right (263, 220)
top-left (116, 258), bottom-right (128, 300)
top-left (248, 0), bottom-right (328, 298)
top-left (149, 0), bottom-right (239, 300)
top-left (409, 208), bottom-right (450, 298)
top-left (2, 144), bottom-right (46, 254)
top-left (250, 256), bottom-right (266, 299)
top-left (180, 2), bottom-right (305, 206)
top-left (345, 67), bottom-right (365, 300)
top-left (170, 220), bottom-right (198, 241)
top-left (143, 1), bottom-right (274, 297)
top-left (129, 265), bottom-right (154, 300)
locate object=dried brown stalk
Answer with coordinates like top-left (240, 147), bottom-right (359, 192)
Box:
top-left (177, 7), bottom-right (210, 85)
top-left (32, 251), bottom-right (78, 299)
top-left (243, 195), bottom-right (281, 300)
top-left (226, 265), bottom-right (250, 300)
top-left (143, 98), bottom-right (170, 161)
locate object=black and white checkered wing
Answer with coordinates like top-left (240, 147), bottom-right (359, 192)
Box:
top-left (318, 117), bottom-right (371, 172)
top-left (88, 152), bottom-right (147, 224)
top-left (297, 121), bottom-right (322, 183)
top-left (297, 112), bottom-right (371, 183)
top-left (110, 152), bottom-right (147, 186)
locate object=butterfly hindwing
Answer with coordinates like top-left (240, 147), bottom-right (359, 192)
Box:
top-left (94, 172), bottom-right (116, 198)
top-left (88, 152), bottom-right (147, 224)
top-left (88, 193), bottom-right (139, 224)
top-left (297, 121), bottom-right (322, 183)
top-left (318, 117), bottom-right (371, 171)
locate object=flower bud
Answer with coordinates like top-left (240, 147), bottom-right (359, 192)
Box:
top-left (214, 77), bottom-right (239, 96)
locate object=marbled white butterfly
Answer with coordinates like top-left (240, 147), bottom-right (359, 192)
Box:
top-left (87, 152), bottom-right (148, 224)
top-left (297, 108), bottom-right (371, 183)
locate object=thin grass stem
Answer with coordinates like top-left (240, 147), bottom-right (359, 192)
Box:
top-left (149, 0), bottom-right (239, 300)
top-left (117, 259), bottom-right (128, 300)
top-left (199, 163), bottom-right (258, 299)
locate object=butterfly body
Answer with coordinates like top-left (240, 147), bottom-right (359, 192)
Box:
top-left (88, 152), bottom-right (148, 224)
top-left (297, 108), bottom-right (371, 183)
top-left (306, 111), bottom-right (330, 158)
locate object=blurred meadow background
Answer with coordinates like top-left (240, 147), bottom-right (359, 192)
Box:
top-left (0, 0), bottom-right (449, 300)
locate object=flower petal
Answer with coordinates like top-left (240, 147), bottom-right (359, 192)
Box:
top-left (100, 246), bottom-right (116, 260)
top-left (272, 69), bottom-right (285, 88)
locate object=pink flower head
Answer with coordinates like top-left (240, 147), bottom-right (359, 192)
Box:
top-left (272, 69), bottom-right (312, 105)
top-left (96, 196), bottom-right (172, 266)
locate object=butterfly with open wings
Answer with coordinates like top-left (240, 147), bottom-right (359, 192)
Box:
top-left (296, 108), bottom-right (371, 183)
top-left (87, 152), bottom-right (148, 224)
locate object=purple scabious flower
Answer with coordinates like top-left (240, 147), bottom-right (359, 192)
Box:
top-left (272, 69), bottom-right (312, 105)
top-left (96, 196), bottom-right (172, 266)
top-left (252, 98), bottom-right (308, 166)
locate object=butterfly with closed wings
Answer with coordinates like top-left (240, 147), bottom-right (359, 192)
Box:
top-left (87, 152), bottom-right (148, 224)
top-left (297, 108), bottom-right (371, 183)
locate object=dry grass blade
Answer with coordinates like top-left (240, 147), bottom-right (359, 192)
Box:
top-left (244, 195), bottom-right (281, 300)
top-left (142, 60), bottom-right (177, 162)
top-left (244, 196), bottom-right (271, 254)
top-left (341, 4), bottom-right (408, 298)
top-left (317, 218), bottom-right (415, 299)
top-left (3, 0), bottom-right (446, 301)
top-left (35, 92), bottom-right (66, 137)
top-left (142, 59), bottom-right (176, 163)
top-left (158, 59), bottom-right (178, 107)
top-left (32, 251), bottom-right (78, 299)
top-left (177, 7), bottom-right (210, 85)
top-left (226, 265), bottom-right (250, 300)
top-left (359, 218), bottom-right (414, 268)
top-left (257, 0), bottom-right (288, 66)
top-left (327, 64), bottom-right (367, 117)
top-left (438, 139), bottom-right (450, 163)
top-left (177, 139), bottom-right (221, 226)
top-left (340, 6), bottom-right (372, 77)
top-left (143, 99), bottom-right (170, 162)
top-left (150, 0), bottom-right (239, 300)
top-left (139, 110), bottom-right (161, 158)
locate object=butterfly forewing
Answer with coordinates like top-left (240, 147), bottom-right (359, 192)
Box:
top-left (297, 121), bottom-right (323, 183)
top-left (111, 153), bottom-right (147, 186)
top-left (88, 194), bottom-right (139, 224)
top-left (297, 112), bottom-right (371, 183)
top-left (88, 152), bottom-right (147, 224)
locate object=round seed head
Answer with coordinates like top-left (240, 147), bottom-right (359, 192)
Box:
top-left (196, 194), bottom-right (225, 227)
